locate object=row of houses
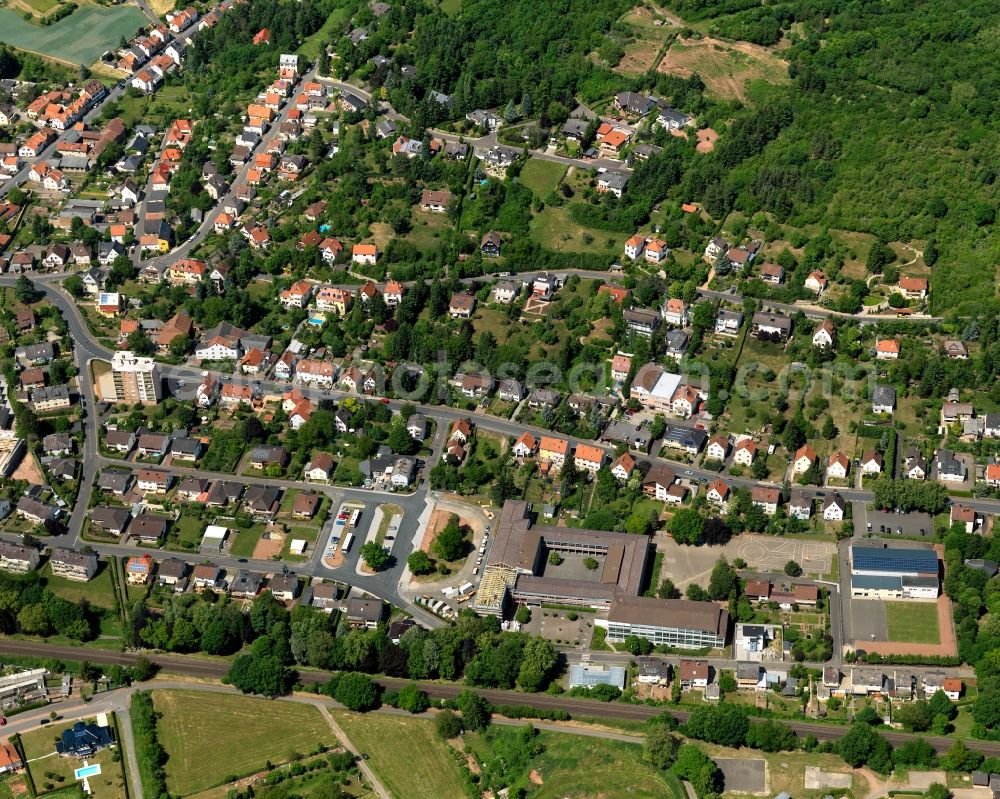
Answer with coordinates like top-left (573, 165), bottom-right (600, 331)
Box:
top-left (705, 478), bottom-right (846, 521)
top-left (0, 542), bottom-right (96, 581)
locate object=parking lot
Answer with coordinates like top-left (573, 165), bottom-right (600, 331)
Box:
top-left (853, 508), bottom-right (933, 538)
top-left (322, 501), bottom-right (365, 567)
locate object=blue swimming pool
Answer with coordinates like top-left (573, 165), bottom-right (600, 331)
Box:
top-left (75, 765), bottom-right (101, 779)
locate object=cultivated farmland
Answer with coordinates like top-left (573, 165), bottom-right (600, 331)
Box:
top-left (0, 5), bottom-right (145, 67)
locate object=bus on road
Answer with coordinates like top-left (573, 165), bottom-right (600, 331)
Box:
top-left (341, 533), bottom-right (355, 553)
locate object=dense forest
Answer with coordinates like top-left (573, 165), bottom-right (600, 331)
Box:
top-left (671, 0), bottom-right (1000, 313)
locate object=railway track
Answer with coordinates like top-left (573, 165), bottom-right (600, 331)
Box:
top-left (2, 639), bottom-right (996, 756)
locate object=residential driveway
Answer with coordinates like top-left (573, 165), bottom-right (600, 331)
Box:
top-left (714, 758), bottom-right (767, 794)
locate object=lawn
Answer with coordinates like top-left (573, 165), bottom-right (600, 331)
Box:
top-left (330, 711), bottom-right (468, 799)
top-left (519, 159), bottom-right (567, 196)
top-left (885, 601), bottom-right (941, 644)
top-left (20, 716), bottom-right (128, 799)
top-left (0, 5), bottom-right (145, 66)
top-left (466, 727), bottom-right (686, 799)
top-left (168, 513), bottom-right (203, 552)
top-left (152, 690), bottom-right (336, 796)
top-left (228, 526), bottom-right (264, 558)
top-left (42, 559), bottom-right (117, 611)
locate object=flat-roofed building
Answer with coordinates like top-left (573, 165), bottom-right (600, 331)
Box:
top-left (601, 595), bottom-right (728, 649)
top-left (473, 500), bottom-right (649, 615)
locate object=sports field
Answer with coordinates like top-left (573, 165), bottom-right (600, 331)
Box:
top-left (0, 5), bottom-right (145, 66)
top-left (885, 601), bottom-right (941, 644)
top-left (152, 690), bottom-right (337, 796)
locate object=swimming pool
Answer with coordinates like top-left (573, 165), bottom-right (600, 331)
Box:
top-left (75, 764), bottom-right (102, 779)
top-left (307, 315), bottom-right (326, 326)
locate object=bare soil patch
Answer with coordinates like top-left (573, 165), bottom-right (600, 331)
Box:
top-left (658, 36), bottom-right (788, 102)
top-left (252, 528), bottom-right (284, 560)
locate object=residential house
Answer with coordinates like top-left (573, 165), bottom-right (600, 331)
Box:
top-left (449, 292), bottom-right (476, 318)
top-left (823, 492), bottom-right (846, 521)
top-left (752, 312), bottom-right (792, 342)
top-left (249, 445), bottom-right (288, 470)
top-left (538, 436), bottom-right (569, 468)
top-left (898, 276), bottom-right (928, 299)
top-left (480, 230), bottom-right (502, 257)
top-left (406, 413), bottom-right (428, 440)
top-left (861, 451), bottom-right (883, 476)
top-left (244, 485), bottom-right (282, 518)
top-left (705, 435), bottom-right (729, 463)
top-left (812, 319), bottom-right (835, 349)
top-left (876, 339), bottom-right (900, 360)
top-left (304, 452), bottom-right (335, 481)
top-left (872, 385), bottom-right (896, 414)
top-left (732, 439), bottom-right (757, 467)
top-left (706, 479), bottom-right (730, 508)
top-left (789, 492), bottom-right (812, 520)
top-left (192, 564), bottom-right (221, 590)
top-left (793, 444), bottom-right (817, 476)
top-left (136, 468), bottom-right (171, 493)
top-left (714, 309), bottom-right (743, 336)
top-left (936, 449), bottom-right (966, 482)
top-left (751, 486), bottom-right (780, 515)
top-left (610, 452), bottom-right (637, 483)
top-left (827, 451), bottom-right (850, 481)
top-left (512, 433), bottom-right (537, 459)
top-left (943, 340), bottom-right (968, 359)
top-left (610, 354), bottom-right (632, 384)
top-left (498, 378), bottom-right (525, 402)
top-left (661, 298), bottom-right (688, 327)
top-left (679, 659), bottom-right (709, 690)
top-left (574, 444), bottom-right (606, 475)
top-left (89, 506), bottom-right (131, 537)
top-left (805, 270), bottom-right (828, 294)
top-left (624, 307), bottom-right (660, 337)
top-left (125, 554), bottom-right (154, 585)
top-left (903, 448), bottom-right (927, 480)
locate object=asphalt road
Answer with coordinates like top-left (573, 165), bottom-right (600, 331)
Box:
top-left (1, 639), bottom-right (997, 756)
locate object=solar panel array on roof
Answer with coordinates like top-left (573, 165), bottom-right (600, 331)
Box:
top-left (851, 545), bottom-right (937, 574)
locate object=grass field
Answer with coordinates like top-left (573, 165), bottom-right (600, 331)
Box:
top-left (529, 205), bottom-right (619, 255)
top-left (0, 5), bottom-right (145, 66)
top-left (467, 727), bottom-right (686, 799)
top-left (331, 711), bottom-right (468, 799)
top-left (519, 159), bottom-right (566, 196)
top-left (298, 6), bottom-right (351, 59)
top-left (43, 559), bottom-right (117, 610)
top-left (886, 601), bottom-right (941, 644)
top-left (153, 690), bottom-right (336, 796)
top-left (20, 716), bottom-right (127, 799)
